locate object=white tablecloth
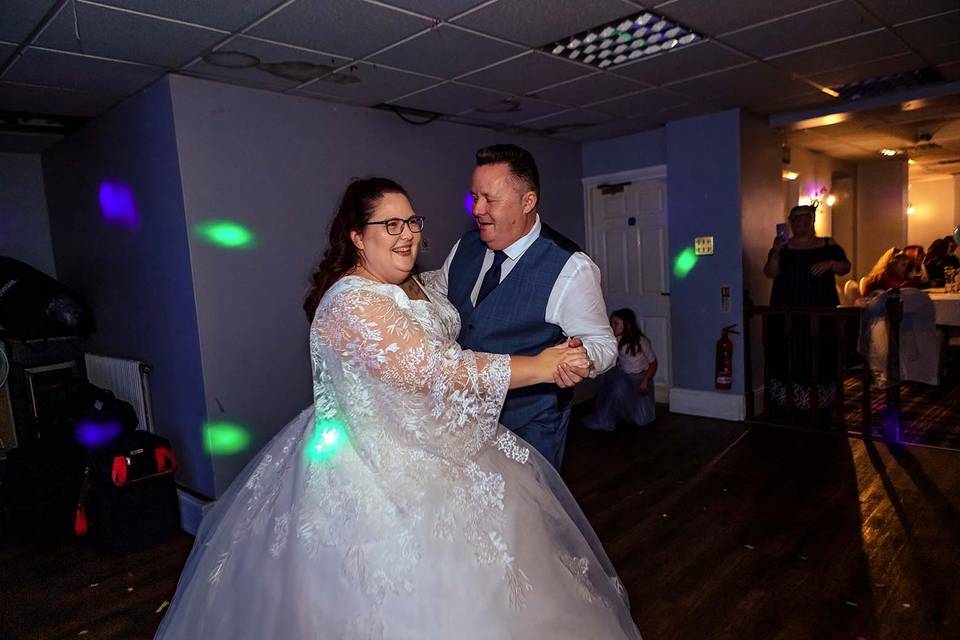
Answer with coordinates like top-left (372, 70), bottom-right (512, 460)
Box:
top-left (929, 293), bottom-right (960, 327)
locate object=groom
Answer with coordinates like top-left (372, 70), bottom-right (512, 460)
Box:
top-left (434, 144), bottom-right (617, 469)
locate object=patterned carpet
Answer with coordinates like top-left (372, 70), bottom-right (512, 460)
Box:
top-left (840, 375), bottom-right (960, 449)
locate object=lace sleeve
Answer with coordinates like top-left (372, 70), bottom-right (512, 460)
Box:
top-left (314, 285), bottom-right (510, 457)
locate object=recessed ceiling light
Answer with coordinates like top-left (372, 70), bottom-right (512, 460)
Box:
top-left (782, 170), bottom-right (799, 181)
top-left (542, 11), bottom-right (702, 70)
top-left (880, 148), bottom-right (898, 156)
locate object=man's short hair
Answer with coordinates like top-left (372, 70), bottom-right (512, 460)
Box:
top-left (476, 144), bottom-right (540, 198)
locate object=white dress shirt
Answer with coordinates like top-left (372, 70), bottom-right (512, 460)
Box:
top-left (431, 215), bottom-right (617, 376)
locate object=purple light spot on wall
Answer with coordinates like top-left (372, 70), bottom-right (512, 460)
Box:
top-left (98, 181), bottom-right (139, 227)
top-left (464, 193), bottom-right (475, 215)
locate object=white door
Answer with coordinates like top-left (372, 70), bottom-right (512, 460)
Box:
top-left (588, 178), bottom-right (671, 402)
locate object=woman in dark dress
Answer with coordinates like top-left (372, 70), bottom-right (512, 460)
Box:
top-left (763, 205), bottom-right (851, 413)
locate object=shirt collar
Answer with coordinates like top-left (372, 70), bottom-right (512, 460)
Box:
top-left (499, 214), bottom-right (541, 261)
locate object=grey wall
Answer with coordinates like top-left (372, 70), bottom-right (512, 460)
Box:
top-left (580, 128), bottom-right (667, 177)
top-left (582, 110), bottom-right (746, 401)
top-left (0, 153), bottom-right (56, 276)
top-left (43, 79), bottom-right (212, 496)
top-left (167, 74), bottom-right (584, 493)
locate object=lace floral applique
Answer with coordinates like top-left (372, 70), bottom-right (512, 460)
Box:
top-left (559, 552), bottom-right (610, 608)
top-left (495, 431), bottom-right (530, 464)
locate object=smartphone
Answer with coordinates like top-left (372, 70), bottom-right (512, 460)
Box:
top-left (776, 223), bottom-right (788, 242)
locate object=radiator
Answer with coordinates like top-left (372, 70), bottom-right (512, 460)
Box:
top-left (84, 353), bottom-right (154, 432)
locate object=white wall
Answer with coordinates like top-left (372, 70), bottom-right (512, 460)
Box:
top-left (0, 153), bottom-right (56, 276)
top-left (740, 114), bottom-right (784, 406)
top-left (908, 174), bottom-right (956, 251)
top-left (857, 159), bottom-right (908, 276)
top-left (167, 74), bottom-right (585, 492)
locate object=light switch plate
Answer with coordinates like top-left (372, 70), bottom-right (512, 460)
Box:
top-left (694, 236), bottom-right (714, 256)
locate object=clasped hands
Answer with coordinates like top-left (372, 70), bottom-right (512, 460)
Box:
top-left (542, 336), bottom-right (594, 389)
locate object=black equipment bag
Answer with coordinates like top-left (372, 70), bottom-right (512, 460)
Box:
top-left (77, 430), bottom-right (180, 553)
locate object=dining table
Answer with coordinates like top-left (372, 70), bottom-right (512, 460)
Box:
top-left (927, 289), bottom-right (960, 327)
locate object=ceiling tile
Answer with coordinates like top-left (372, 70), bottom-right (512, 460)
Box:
top-left (519, 108), bottom-right (611, 129)
top-left (0, 0), bottom-right (58, 43)
top-left (0, 42), bottom-right (16, 68)
top-left (36, 2), bottom-right (224, 68)
top-left (652, 0), bottom-right (828, 36)
top-left (926, 40), bottom-right (960, 65)
top-left (249, 0), bottom-right (431, 59)
top-left (378, 0), bottom-right (489, 20)
top-left (389, 82), bottom-right (509, 115)
top-left (894, 10), bottom-right (960, 51)
top-left (557, 117), bottom-right (660, 142)
top-left (529, 72), bottom-right (645, 107)
top-left (465, 96), bottom-right (565, 124)
top-left (935, 60), bottom-right (960, 81)
top-left (666, 62), bottom-right (813, 106)
top-left (612, 40), bottom-right (750, 86)
top-left (0, 80), bottom-right (115, 116)
top-left (458, 51), bottom-right (589, 96)
top-left (721, 1), bottom-right (882, 59)
top-left (855, 0), bottom-right (960, 25)
top-left (90, 0), bottom-right (285, 31)
top-left (749, 90), bottom-right (833, 115)
top-left (586, 88), bottom-right (688, 117)
top-left (768, 29), bottom-right (909, 75)
top-left (299, 62), bottom-right (440, 106)
top-left (182, 36), bottom-right (350, 90)
top-left (4, 47), bottom-right (164, 95)
top-left (0, 130), bottom-right (63, 153)
top-left (807, 52), bottom-right (928, 88)
top-left (370, 25), bottom-right (522, 79)
top-left (452, 0), bottom-right (640, 48)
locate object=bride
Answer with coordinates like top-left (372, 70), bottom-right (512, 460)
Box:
top-left (155, 178), bottom-right (642, 639)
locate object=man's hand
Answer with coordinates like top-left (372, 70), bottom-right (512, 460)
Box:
top-left (553, 336), bottom-right (594, 388)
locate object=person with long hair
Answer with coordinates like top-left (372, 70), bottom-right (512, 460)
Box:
top-left (583, 308), bottom-right (658, 430)
top-left (155, 177), bottom-right (642, 639)
top-left (861, 247), bottom-right (912, 296)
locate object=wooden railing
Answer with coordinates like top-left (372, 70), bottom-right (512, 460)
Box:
top-left (743, 290), bottom-right (904, 442)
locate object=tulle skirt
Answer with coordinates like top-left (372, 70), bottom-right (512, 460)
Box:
top-left (155, 406), bottom-right (642, 639)
top-left (584, 368), bottom-right (657, 431)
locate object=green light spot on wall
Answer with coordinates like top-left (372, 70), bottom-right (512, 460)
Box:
top-left (196, 220), bottom-right (256, 249)
top-left (673, 248), bottom-right (698, 278)
top-left (306, 418), bottom-right (346, 463)
top-left (204, 421), bottom-right (251, 456)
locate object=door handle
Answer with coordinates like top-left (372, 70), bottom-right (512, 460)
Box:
top-left (660, 292), bottom-right (670, 296)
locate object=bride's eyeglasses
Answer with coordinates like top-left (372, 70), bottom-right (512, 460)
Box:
top-left (364, 216), bottom-right (425, 235)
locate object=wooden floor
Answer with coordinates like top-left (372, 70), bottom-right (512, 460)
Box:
top-left (2, 412), bottom-right (959, 639)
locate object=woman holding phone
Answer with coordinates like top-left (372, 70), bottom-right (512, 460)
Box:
top-left (763, 205), bottom-right (851, 419)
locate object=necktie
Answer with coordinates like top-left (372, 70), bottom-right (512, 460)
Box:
top-left (476, 250), bottom-right (508, 305)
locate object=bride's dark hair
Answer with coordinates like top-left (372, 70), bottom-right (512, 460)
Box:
top-left (303, 177), bottom-right (408, 321)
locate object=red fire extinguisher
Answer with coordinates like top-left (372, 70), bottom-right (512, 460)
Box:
top-left (715, 324), bottom-right (739, 390)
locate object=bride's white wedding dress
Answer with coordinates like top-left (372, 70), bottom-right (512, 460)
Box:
top-left (155, 275), bottom-right (641, 639)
